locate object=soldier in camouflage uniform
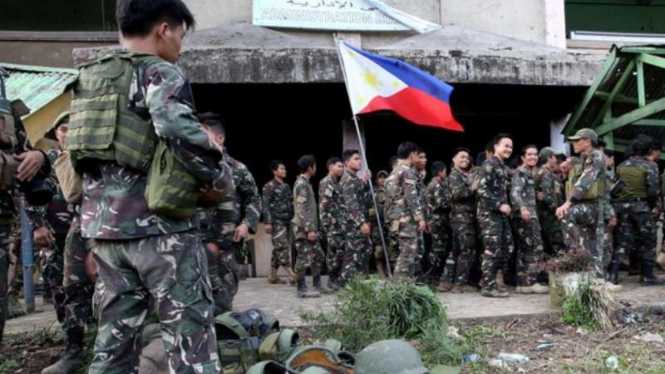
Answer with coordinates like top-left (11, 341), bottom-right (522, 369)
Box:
top-left (197, 113), bottom-right (261, 315)
top-left (535, 147), bottom-right (566, 255)
top-left (73, 4), bottom-right (233, 372)
top-left (339, 150), bottom-right (373, 286)
top-left (292, 155), bottom-right (325, 298)
top-left (262, 160), bottom-right (295, 285)
top-left (371, 170), bottom-right (391, 279)
top-left (477, 134), bottom-right (514, 298)
top-left (318, 157), bottom-right (344, 289)
top-left (610, 135), bottom-right (663, 286)
top-left (447, 148), bottom-right (479, 293)
top-left (0, 82), bottom-right (51, 345)
top-left (385, 142), bottom-right (427, 281)
top-left (511, 145), bottom-right (548, 294)
top-left (557, 129), bottom-right (612, 283)
top-left (414, 150), bottom-right (428, 274)
top-left (425, 162), bottom-right (452, 290)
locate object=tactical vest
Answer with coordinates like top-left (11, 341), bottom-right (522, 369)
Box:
top-left (67, 51), bottom-right (161, 173)
top-left (616, 164), bottom-right (647, 200)
top-left (565, 156), bottom-right (606, 201)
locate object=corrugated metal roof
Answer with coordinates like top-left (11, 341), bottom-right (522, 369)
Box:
top-left (0, 63), bottom-right (78, 117)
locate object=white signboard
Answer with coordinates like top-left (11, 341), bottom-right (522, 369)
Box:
top-left (253, 0), bottom-right (410, 31)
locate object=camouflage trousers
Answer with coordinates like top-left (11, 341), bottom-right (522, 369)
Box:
top-left (293, 227), bottom-right (324, 281)
top-left (393, 220), bottom-right (420, 279)
top-left (613, 201), bottom-right (656, 267)
top-left (41, 234), bottom-right (67, 327)
top-left (0, 223), bottom-right (11, 344)
top-left (90, 230), bottom-right (219, 374)
top-left (427, 222), bottom-right (452, 284)
top-left (450, 213), bottom-right (478, 285)
top-left (204, 230), bottom-right (240, 316)
top-left (512, 216), bottom-right (545, 286)
top-left (325, 231), bottom-right (345, 281)
top-left (478, 212), bottom-right (514, 291)
top-left (562, 203), bottom-right (604, 279)
top-left (60, 216), bottom-right (94, 335)
top-left (538, 209), bottom-right (566, 255)
top-left (270, 221), bottom-right (292, 270)
top-left (339, 231), bottom-right (372, 285)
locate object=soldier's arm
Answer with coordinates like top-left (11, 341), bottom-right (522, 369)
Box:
top-left (144, 62), bottom-right (230, 191)
top-left (510, 171), bottom-right (527, 212)
top-left (238, 167), bottom-right (261, 234)
top-left (404, 171), bottom-right (425, 222)
top-left (286, 185), bottom-right (294, 219)
top-left (295, 182), bottom-right (316, 232)
top-left (343, 178), bottom-right (367, 229)
top-left (571, 154), bottom-right (602, 202)
top-left (449, 174), bottom-right (474, 202)
top-left (318, 181), bottom-right (334, 230)
top-left (540, 174), bottom-right (558, 211)
top-left (646, 163), bottom-right (661, 210)
top-left (261, 183), bottom-right (273, 224)
top-left (477, 164), bottom-right (503, 211)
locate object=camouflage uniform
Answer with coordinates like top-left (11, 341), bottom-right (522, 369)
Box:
top-left (416, 173), bottom-right (427, 267)
top-left (339, 169), bottom-right (372, 285)
top-left (612, 157), bottom-right (660, 270)
top-left (534, 165), bottom-right (565, 255)
top-left (447, 168), bottom-right (478, 286)
top-left (371, 184), bottom-right (392, 270)
top-left (318, 174), bottom-right (344, 284)
top-left (510, 165), bottom-right (544, 287)
top-left (198, 153), bottom-right (261, 315)
top-left (562, 149), bottom-right (607, 279)
top-left (425, 177), bottom-right (452, 285)
top-left (262, 179), bottom-right (294, 270)
top-left (80, 53), bottom-right (232, 374)
top-left (292, 175), bottom-right (325, 284)
top-left (476, 156), bottom-right (514, 292)
top-left (385, 162), bottom-right (425, 279)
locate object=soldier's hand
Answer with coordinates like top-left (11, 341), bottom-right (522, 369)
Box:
top-left (556, 201), bottom-right (572, 220)
top-left (234, 223), bottom-right (249, 242)
top-left (363, 170), bottom-right (371, 182)
top-left (15, 150), bottom-right (45, 182)
top-left (608, 217), bottom-right (617, 228)
top-left (361, 222), bottom-right (371, 236)
top-left (520, 208), bottom-right (531, 222)
top-left (418, 220), bottom-right (427, 232)
top-left (537, 192), bottom-right (545, 201)
top-left (33, 226), bottom-right (54, 248)
top-left (265, 224), bottom-right (273, 235)
top-left (307, 231), bottom-right (317, 242)
top-left (499, 204), bottom-right (511, 216)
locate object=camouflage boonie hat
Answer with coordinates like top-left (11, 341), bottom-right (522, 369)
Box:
top-left (377, 170), bottom-right (389, 178)
top-left (567, 128), bottom-right (598, 142)
top-left (538, 147), bottom-right (563, 162)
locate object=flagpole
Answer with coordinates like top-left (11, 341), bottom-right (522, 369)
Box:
top-left (334, 38), bottom-right (393, 278)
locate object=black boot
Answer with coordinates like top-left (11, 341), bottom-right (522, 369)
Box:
top-left (609, 261), bottom-right (621, 285)
top-left (42, 327), bottom-right (84, 374)
top-left (297, 278), bottom-right (319, 298)
top-left (640, 260), bottom-right (664, 286)
top-left (313, 275), bottom-right (333, 295)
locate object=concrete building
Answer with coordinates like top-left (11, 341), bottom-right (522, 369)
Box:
top-left (2, 0), bottom-right (664, 275)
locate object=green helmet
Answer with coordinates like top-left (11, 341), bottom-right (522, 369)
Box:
top-left (355, 340), bottom-right (427, 374)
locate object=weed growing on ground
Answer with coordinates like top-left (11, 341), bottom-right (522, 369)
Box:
top-left (560, 278), bottom-right (615, 331)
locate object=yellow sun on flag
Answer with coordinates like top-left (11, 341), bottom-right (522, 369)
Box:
top-left (363, 70), bottom-right (381, 88)
top-left (392, 81), bottom-right (401, 88)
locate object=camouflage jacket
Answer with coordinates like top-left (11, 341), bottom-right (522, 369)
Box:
top-left (292, 175), bottom-right (318, 232)
top-left (219, 154), bottom-right (261, 233)
top-left (417, 173), bottom-right (427, 220)
top-left (477, 156), bottom-right (511, 215)
top-left (374, 185), bottom-right (387, 223)
top-left (534, 165), bottom-right (563, 213)
top-left (318, 174), bottom-right (343, 234)
top-left (426, 177), bottom-right (450, 226)
top-left (615, 156), bottom-right (660, 208)
top-left (384, 161), bottom-right (425, 223)
top-left (28, 148), bottom-right (74, 236)
top-left (79, 51), bottom-right (232, 239)
top-left (510, 165), bottom-right (538, 217)
top-left (262, 179), bottom-right (293, 225)
top-left (447, 168), bottom-right (476, 216)
top-left (569, 149), bottom-right (605, 203)
top-left (340, 169), bottom-right (371, 231)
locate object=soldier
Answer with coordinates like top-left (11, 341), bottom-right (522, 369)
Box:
top-left (425, 162), bottom-right (452, 290)
top-left (38, 113), bottom-right (96, 374)
top-left (511, 145), bottom-right (548, 294)
top-left (70, 2), bottom-right (233, 372)
top-left (372, 170), bottom-right (391, 279)
top-left (292, 155), bottom-right (325, 298)
top-left (414, 150), bottom-right (428, 275)
top-left (447, 148), bottom-right (478, 293)
top-left (556, 129), bottom-right (614, 283)
top-left (611, 135), bottom-right (663, 286)
top-left (263, 160), bottom-right (296, 285)
top-left (385, 142), bottom-right (426, 281)
top-left (0, 80), bottom-right (50, 345)
top-left (535, 147), bottom-right (566, 255)
top-left (318, 157), bottom-right (344, 290)
top-left (197, 113), bottom-right (261, 314)
top-left (339, 149), bottom-right (372, 286)
top-left (477, 134), bottom-right (514, 298)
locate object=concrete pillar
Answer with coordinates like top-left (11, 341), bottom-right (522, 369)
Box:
top-left (550, 113), bottom-right (571, 155)
top-left (544, 0), bottom-right (567, 49)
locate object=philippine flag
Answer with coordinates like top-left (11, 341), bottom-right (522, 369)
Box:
top-left (338, 41), bottom-right (464, 132)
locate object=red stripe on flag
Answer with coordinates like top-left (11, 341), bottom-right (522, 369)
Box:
top-left (358, 87), bottom-right (464, 132)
